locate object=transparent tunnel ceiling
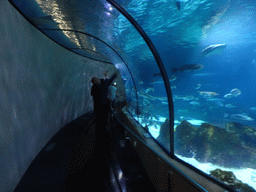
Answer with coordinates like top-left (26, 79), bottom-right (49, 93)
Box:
top-left (10, 0), bottom-right (256, 190)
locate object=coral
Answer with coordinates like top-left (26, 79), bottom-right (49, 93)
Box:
top-left (157, 118), bottom-right (170, 150)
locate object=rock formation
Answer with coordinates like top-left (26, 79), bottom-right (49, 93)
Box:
top-left (210, 169), bottom-right (255, 192)
top-left (157, 120), bottom-right (256, 169)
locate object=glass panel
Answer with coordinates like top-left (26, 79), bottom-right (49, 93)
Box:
top-left (173, 2), bottom-right (256, 189)
top-left (41, 30), bottom-right (112, 63)
top-left (113, 0), bottom-right (256, 190)
top-left (111, 12), bottom-right (171, 152)
top-left (117, 63), bottom-right (137, 116)
top-left (11, 0), bottom-right (126, 63)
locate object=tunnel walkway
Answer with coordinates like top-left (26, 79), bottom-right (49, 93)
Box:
top-left (14, 111), bottom-right (157, 192)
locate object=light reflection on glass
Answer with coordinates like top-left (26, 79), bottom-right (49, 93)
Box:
top-left (35, 0), bottom-right (83, 48)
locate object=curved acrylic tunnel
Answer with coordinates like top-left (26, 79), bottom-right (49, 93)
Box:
top-left (2, 0), bottom-right (173, 191)
top-left (0, 1), bottom-right (123, 191)
top-left (3, 0), bottom-right (256, 192)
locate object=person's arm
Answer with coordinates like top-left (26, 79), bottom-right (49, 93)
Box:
top-left (108, 73), bottom-right (117, 86)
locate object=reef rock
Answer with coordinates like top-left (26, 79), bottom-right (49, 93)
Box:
top-left (174, 120), bottom-right (198, 158)
top-left (157, 118), bottom-right (170, 151)
top-left (210, 169), bottom-right (256, 192)
top-left (174, 120), bottom-right (256, 168)
top-left (226, 122), bottom-right (256, 149)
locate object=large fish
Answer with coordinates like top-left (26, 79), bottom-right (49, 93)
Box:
top-left (230, 113), bottom-right (254, 121)
top-left (198, 91), bottom-right (219, 98)
top-left (172, 64), bottom-right (204, 73)
top-left (201, 44), bottom-right (227, 57)
top-left (202, 5), bottom-right (229, 37)
top-left (151, 75), bottom-right (177, 84)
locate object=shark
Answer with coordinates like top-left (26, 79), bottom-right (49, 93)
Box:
top-left (201, 44), bottom-right (227, 57)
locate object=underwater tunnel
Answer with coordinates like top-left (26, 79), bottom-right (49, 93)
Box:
top-left (2, 0), bottom-right (256, 191)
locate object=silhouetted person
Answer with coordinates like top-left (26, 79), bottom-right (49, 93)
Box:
top-left (91, 73), bottom-right (117, 129)
top-left (91, 77), bottom-right (102, 118)
top-left (91, 73), bottom-right (117, 161)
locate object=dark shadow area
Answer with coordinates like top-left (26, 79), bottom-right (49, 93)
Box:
top-left (109, 118), bottom-right (157, 192)
top-left (14, 111), bottom-right (156, 192)
top-left (14, 112), bottom-right (96, 192)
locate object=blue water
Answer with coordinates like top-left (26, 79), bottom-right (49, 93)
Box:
top-left (118, 0), bottom-right (256, 189)
top-left (28, 0), bottom-right (256, 189)
top-left (7, 0), bottom-right (256, 191)
top-left (18, 0), bottom-right (256, 189)
top-left (119, 0), bottom-right (256, 127)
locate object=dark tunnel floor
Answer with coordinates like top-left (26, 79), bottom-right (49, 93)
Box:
top-left (14, 111), bottom-right (157, 192)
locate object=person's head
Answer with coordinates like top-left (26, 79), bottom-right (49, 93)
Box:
top-left (91, 77), bottom-right (100, 84)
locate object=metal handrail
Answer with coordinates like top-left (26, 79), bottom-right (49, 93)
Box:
top-left (113, 110), bottom-right (235, 192)
top-left (113, 110), bottom-right (208, 192)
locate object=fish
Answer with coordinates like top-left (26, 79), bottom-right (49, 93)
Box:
top-left (207, 98), bottom-right (224, 106)
top-left (250, 107), bottom-right (256, 111)
top-left (230, 88), bottom-right (241, 97)
top-left (145, 87), bottom-right (154, 93)
top-left (183, 95), bottom-right (195, 101)
top-left (206, 98), bottom-right (224, 102)
top-left (224, 113), bottom-right (229, 118)
top-left (195, 83), bottom-right (201, 89)
top-left (191, 73), bottom-right (217, 77)
top-left (230, 113), bottom-right (254, 121)
top-left (224, 93), bottom-right (233, 99)
top-left (172, 64), bottom-right (204, 73)
top-left (158, 97), bottom-right (167, 101)
top-left (174, 95), bottom-right (195, 101)
top-left (224, 88), bottom-right (241, 99)
top-left (139, 92), bottom-right (155, 100)
top-left (202, 5), bottom-right (229, 37)
top-left (225, 104), bottom-right (236, 108)
top-left (215, 101), bottom-right (224, 107)
top-left (187, 119), bottom-right (206, 126)
top-left (201, 44), bottom-right (227, 57)
top-left (150, 80), bottom-right (162, 84)
top-left (189, 101), bottom-right (200, 105)
top-left (198, 91), bottom-right (219, 98)
top-left (169, 75), bottom-right (177, 81)
top-left (150, 75), bottom-right (177, 84)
